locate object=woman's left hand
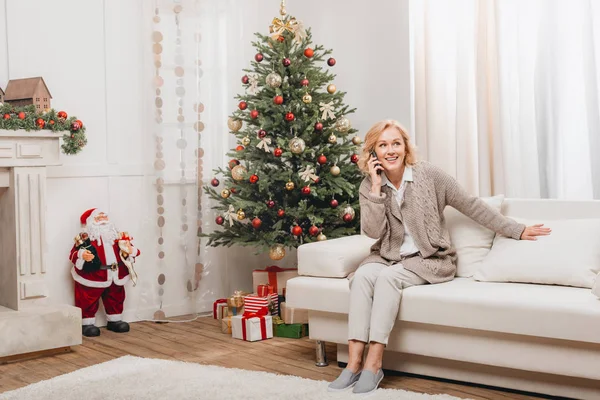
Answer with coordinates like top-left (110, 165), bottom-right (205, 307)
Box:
top-left (520, 224), bottom-right (551, 241)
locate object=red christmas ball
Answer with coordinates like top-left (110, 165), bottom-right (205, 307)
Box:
top-left (71, 121), bottom-right (82, 131)
top-left (292, 225), bottom-right (303, 236)
top-left (282, 58), bottom-right (291, 67)
top-left (301, 186), bottom-right (311, 195)
top-left (255, 53), bottom-right (264, 62)
top-left (314, 122), bottom-right (323, 131)
top-left (18, 112), bottom-right (25, 120)
top-left (75, 119), bottom-right (83, 128)
top-left (274, 147), bottom-right (283, 157)
top-left (3, 114), bottom-right (10, 120)
top-left (211, 178), bottom-right (220, 187)
top-left (228, 159), bottom-right (240, 169)
top-left (257, 129), bottom-right (267, 138)
top-left (285, 112), bottom-right (295, 121)
top-left (317, 154), bottom-right (327, 165)
top-left (230, 187), bottom-right (238, 194)
top-left (327, 57), bottom-right (336, 66)
top-left (301, 79), bottom-right (309, 87)
top-left (313, 177), bottom-right (320, 184)
top-left (304, 48), bottom-right (314, 58)
top-left (350, 154), bottom-right (359, 163)
top-left (273, 95), bottom-right (284, 105)
top-left (241, 75), bottom-right (249, 84)
top-left (250, 110), bottom-right (259, 119)
top-left (236, 145), bottom-right (245, 151)
top-left (35, 118), bottom-right (45, 129)
top-left (330, 199), bottom-right (339, 208)
top-left (266, 200), bottom-right (276, 208)
top-left (309, 225), bottom-right (319, 236)
top-left (252, 217), bottom-right (262, 229)
top-left (238, 101), bottom-right (248, 110)
top-left (249, 174), bottom-right (259, 184)
top-left (343, 213), bottom-right (353, 223)
top-left (49, 120), bottom-right (55, 125)
top-left (57, 111), bottom-right (67, 119)
top-left (277, 209), bottom-right (285, 218)
top-left (215, 216), bottom-right (224, 225)
top-left (277, 36), bottom-right (285, 42)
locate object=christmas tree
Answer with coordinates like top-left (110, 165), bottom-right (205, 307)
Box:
top-left (202, 1), bottom-right (363, 261)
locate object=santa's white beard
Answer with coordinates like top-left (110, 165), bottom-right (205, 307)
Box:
top-left (86, 221), bottom-right (119, 246)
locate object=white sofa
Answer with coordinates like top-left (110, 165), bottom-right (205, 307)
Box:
top-left (286, 199), bottom-right (600, 400)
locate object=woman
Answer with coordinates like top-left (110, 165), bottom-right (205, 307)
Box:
top-left (328, 120), bottom-right (551, 395)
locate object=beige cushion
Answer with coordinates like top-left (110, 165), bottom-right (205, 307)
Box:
top-left (297, 234), bottom-right (376, 278)
top-left (474, 218), bottom-right (600, 288)
top-left (444, 195), bottom-right (504, 277)
top-left (285, 276), bottom-right (600, 344)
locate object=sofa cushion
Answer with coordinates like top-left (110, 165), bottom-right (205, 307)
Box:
top-left (444, 195), bottom-right (504, 277)
top-left (297, 234), bottom-right (377, 278)
top-left (474, 218), bottom-right (600, 288)
top-left (286, 276), bottom-right (600, 344)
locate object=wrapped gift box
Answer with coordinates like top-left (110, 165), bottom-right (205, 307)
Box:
top-left (221, 316), bottom-right (232, 334)
top-left (252, 266), bottom-right (298, 295)
top-left (274, 323), bottom-right (309, 339)
top-left (280, 302), bottom-right (309, 324)
top-left (213, 299), bottom-right (227, 319)
top-left (231, 312), bottom-right (273, 342)
top-left (244, 293), bottom-right (279, 315)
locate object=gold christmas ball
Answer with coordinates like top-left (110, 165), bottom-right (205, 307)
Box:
top-left (237, 209), bottom-right (246, 220)
top-left (289, 137), bottom-right (306, 154)
top-left (317, 233), bottom-right (327, 241)
top-left (328, 134), bottom-right (337, 144)
top-left (335, 116), bottom-right (351, 133)
top-left (241, 136), bottom-right (251, 146)
top-left (227, 117), bottom-right (242, 132)
top-left (330, 165), bottom-right (341, 176)
top-left (327, 84), bottom-right (337, 94)
top-left (220, 189), bottom-right (231, 198)
top-left (269, 244), bottom-right (286, 260)
top-left (266, 72), bottom-right (282, 88)
top-left (285, 181), bottom-right (295, 190)
top-left (302, 93), bottom-right (312, 104)
top-left (231, 164), bottom-right (248, 181)
top-left (352, 136), bottom-right (362, 145)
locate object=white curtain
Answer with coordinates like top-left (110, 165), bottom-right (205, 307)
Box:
top-left (411, 0), bottom-right (600, 200)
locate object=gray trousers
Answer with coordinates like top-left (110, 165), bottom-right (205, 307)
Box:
top-left (348, 262), bottom-right (427, 345)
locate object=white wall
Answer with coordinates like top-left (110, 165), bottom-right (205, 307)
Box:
top-left (0, 0), bottom-right (410, 323)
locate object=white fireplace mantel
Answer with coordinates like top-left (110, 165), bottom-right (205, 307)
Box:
top-left (0, 130), bottom-right (81, 359)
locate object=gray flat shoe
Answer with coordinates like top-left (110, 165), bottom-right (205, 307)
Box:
top-left (327, 368), bottom-right (361, 392)
top-left (352, 369), bottom-right (384, 395)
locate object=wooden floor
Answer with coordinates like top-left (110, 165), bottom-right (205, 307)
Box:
top-left (0, 316), bottom-right (545, 399)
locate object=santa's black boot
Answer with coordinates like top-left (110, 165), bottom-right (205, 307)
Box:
top-left (107, 321), bottom-right (130, 333)
top-left (82, 325), bottom-right (101, 337)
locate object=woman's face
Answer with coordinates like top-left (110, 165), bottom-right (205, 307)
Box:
top-left (374, 127), bottom-right (406, 174)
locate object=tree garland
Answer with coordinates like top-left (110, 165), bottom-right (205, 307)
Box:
top-left (0, 103), bottom-right (86, 155)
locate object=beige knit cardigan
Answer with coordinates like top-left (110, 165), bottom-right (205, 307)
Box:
top-left (359, 161), bottom-right (525, 284)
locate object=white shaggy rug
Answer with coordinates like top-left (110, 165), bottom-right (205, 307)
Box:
top-left (0, 355), bottom-right (466, 400)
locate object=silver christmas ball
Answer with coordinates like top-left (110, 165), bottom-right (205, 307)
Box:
top-left (289, 137), bottom-right (306, 154)
top-left (266, 72), bottom-right (282, 88)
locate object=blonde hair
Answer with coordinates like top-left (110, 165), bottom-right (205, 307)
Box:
top-left (357, 120), bottom-right (417, 174)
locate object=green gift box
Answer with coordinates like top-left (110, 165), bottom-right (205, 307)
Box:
top-left (273, 323), bottom-right (309, 339)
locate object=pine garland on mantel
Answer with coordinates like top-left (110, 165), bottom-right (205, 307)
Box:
top-left (0, 103), bottom-right (87, 155)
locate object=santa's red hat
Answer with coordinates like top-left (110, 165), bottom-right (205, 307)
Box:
top-left (80, 208), bottom-right (101, 226)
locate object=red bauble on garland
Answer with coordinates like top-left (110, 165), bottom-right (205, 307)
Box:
top-left (215, 216), bottom-right (224, 225)
top-left (301, 186), bottom-right (311, 195)
top-left (241, 75), bottom-right (249, 84)
top-left (317, 154), bottom-right (327, 165)
top-left (57, 111), bottom-right (67, 120)
top-left (252, 217), bottom-right (262, 229)
top-left (249, 174), bottom-right (259, 184)
top-left (330, 199), bottom-right (339, 208)
top-left (250, 110), bottom-right (259, 119)
top-left (18, 112), bottom-right (25, 120)
top-left (282, 58), bottom-right (291, 67)
top-left (277, 209), bottom-right (285, 218)
top-left (350, 154), bottom-right (359, 163)
top-left (266, 200), bottom-right (276, 208)
top-left (314, 122), bottom-right (323, 132)
top-left (277, 36), bottom-right (285, 42)
top-left (71, 121), bottom-right (82, 131)
top-left (236, 145), bottom-right (244, 151)
top-left (211, 178), bottom-right (220, 187)
top-left (255, 53), bottom-right (264, 62)
top-left (3, 114), bottom-right (10, 120)
top-left (49, 120), bottom-right (55, 125)
top-left (35, 118), bottom-right (45, 129)
top-left (309, 225), bottom-right (319, 236)
top-left (238, 101), bottom-right (248, 110)
top-left (292, 225), bottom-right (303, 236)
top-left (301, 79), bottom-right (309, 87)
top-left (273, 95), bottom-right (284, 105)
top-left (304, 48), bottom-right (314, 58)
top-left (273, 147), bottom-right (283, 157)
top-left (285, 112), bottom-right (295, 122)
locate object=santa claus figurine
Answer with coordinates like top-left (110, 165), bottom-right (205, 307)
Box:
top-left (69, 208), bottom-right (141, 337)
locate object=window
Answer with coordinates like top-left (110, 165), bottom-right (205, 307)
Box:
top-left (44, 104), bottom-right (48, 109)
top-left (36, 105), bottom-right (40, 109)
top-left (36, 98), bottom-right (40, 102)
top-left (44, 98), bottom-right (47, 102)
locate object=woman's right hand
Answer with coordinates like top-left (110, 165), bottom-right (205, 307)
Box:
top-left (368, 154), bottom-right (383, 191)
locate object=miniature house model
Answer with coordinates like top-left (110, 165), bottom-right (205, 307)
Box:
top-left (3, 77), bottom-right (52, 110)
top-left (0, 86), bottom-right (4, 103)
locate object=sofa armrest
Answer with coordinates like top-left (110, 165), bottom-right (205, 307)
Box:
top-left (593, 273), bottom-right (600, 299)
top-left (297, 234), bottom-right (377, 278)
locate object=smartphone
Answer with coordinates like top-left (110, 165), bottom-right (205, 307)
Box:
top-left (370, 151), bottom-right (381, 175)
